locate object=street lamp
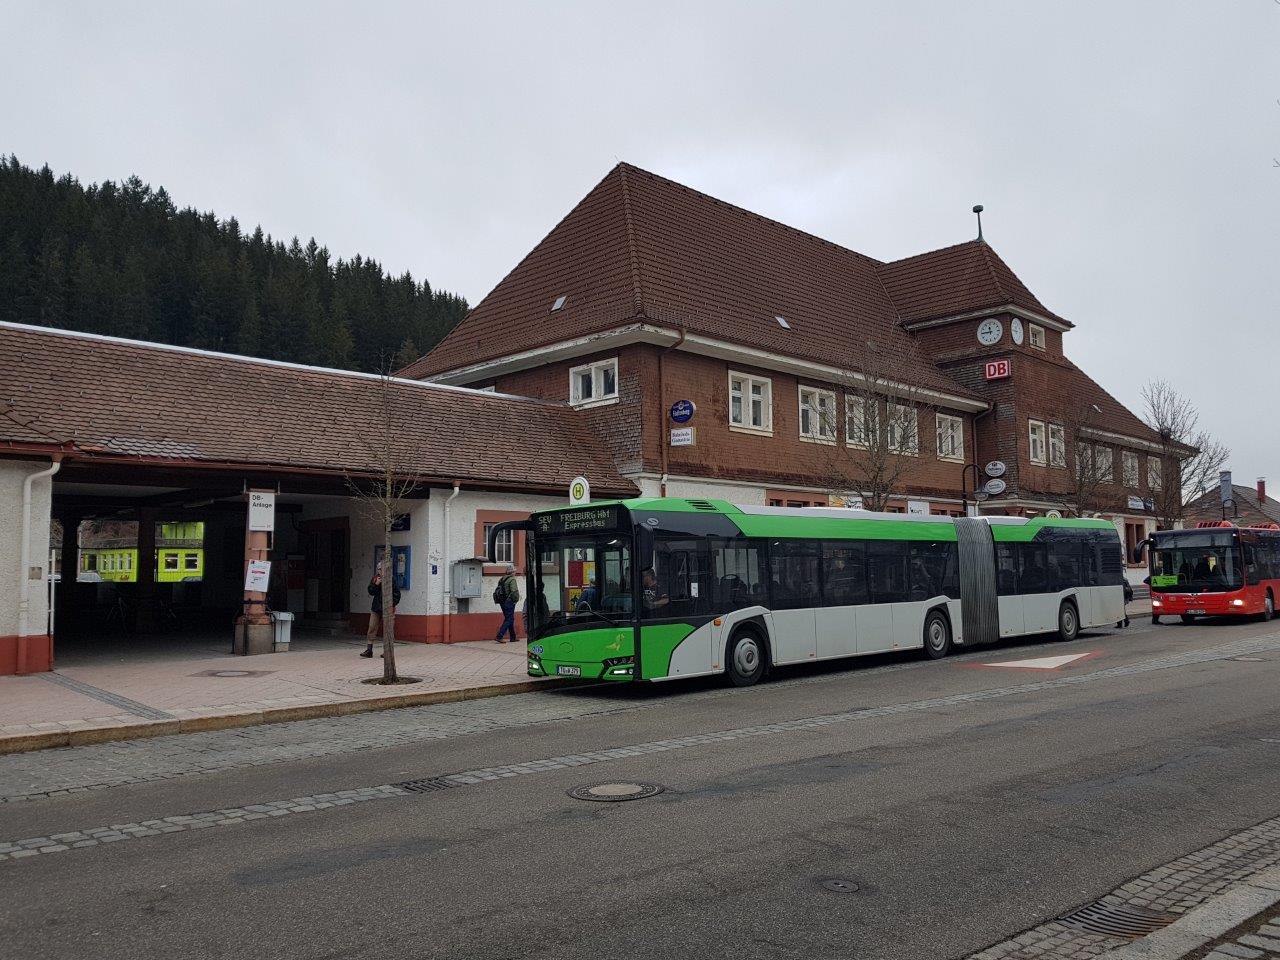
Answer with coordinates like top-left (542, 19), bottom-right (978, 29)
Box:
top-left (961, 463), bottom-right (981, 516)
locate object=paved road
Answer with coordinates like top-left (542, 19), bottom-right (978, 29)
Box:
top-left (2, 617), bottom-right (1280, 959)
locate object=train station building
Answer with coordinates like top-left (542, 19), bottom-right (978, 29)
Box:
top-left (1, 162), bottom-right (1188, 675)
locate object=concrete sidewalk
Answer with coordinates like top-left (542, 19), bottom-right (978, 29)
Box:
top-left (0, 635), bottom-right (549, 754)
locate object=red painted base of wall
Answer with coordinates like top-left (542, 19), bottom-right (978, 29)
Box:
top-left (348, 613), bottom-right (526, 644)
top-left (0, 634), bottom-right (54, 675)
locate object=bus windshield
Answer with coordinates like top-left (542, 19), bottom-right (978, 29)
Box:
top-left (528, 532), bottom-right (633, 639)
top-left (1150, 532), bottom-right (1242, 593)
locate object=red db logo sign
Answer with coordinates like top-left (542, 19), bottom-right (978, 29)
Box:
top-left (984, 359), bottom-right (1010, 380)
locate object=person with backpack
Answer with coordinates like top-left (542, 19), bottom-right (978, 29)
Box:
top-left (493, 564), bottom-right (520, 643)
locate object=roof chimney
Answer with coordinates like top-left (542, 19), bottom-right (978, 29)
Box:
top-left (1259, 478), bottom-right (1267, 504)
top-left (972, 204), bottom-right (984, 242)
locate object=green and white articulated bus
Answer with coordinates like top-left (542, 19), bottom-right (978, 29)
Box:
top-left (488, 498), bottom-right (1127, 687)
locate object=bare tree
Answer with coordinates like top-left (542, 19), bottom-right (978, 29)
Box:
top-left (346, 364), bottom-right (421, 683)
top-left (822, 340), bottom-right (939, 511)
top-left (1051, 402), bottom-right (1114, 519)
top-left (1140, 380), bottom-right (1224, 528)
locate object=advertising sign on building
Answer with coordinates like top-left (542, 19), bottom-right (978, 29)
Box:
top-left (985, 460), bottom-right (1007, 478)
top-left (984, 477), bottom-right (1007, 496)
top-left (248, 491), bottom-right (275, 532)
top-left (984, 359), bottom-right (1011, 380)
top-left (1127, 495), bottom-right (1145, 511)
top-left (907, 500), bottom-right (929, 515)
top-left (670, 427), bottom-right (695, 447)
top-left (669, 399), bottom-right (696, 424)
top-left (830, 495), bottom-right (864, 509)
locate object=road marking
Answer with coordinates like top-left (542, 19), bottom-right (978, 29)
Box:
top-left (3, 632), bottom-right (1279, 866)
top-left (984, 652), bottom-right (1098, 670)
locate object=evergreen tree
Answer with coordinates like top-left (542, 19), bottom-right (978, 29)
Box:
top-left (0, 155), bottom-right (468, 370)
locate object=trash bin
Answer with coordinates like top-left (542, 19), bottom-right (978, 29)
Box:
top-left (271, 611), bottom-right (294, 652)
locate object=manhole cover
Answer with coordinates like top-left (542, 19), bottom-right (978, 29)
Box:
top-left (568, 782), bottom-right (664, 802)
top-left (819, 878), bottom-right (861, 893)
top-left (1058, 902), bottom-right (1178, 940)
top-left (191, 669), bottom-right (276, 678)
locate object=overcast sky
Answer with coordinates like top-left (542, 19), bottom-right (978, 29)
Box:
top-left (4, 2), bottom-right (1278, 488)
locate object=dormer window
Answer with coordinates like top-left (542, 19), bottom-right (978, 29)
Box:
top-left (1029, 323), bottom-right (1046, 350)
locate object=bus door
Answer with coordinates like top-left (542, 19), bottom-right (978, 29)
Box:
top-left (861, 541), bottom-right (902, 653)
top-left (766, 541), bottom-right (818, 664)
top-left (994, 543), bottom-right (1024, 636)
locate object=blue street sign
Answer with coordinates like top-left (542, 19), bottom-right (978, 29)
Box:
top-left (670, 399), bottom-right (696, 424)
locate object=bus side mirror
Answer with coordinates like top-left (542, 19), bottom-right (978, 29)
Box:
top-left (1132, 539), bottom-right (1149, 565)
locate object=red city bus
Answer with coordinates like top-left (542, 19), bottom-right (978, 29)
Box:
top-left (1141, 521), bottom-right (1280, 624)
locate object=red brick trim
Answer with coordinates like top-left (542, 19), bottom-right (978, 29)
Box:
top-left (0, 634), bottom-right (54, 675)
top-left (348, 612), bottom-right (525, 644)
top-left (475, 509), bottom-right (530, 576)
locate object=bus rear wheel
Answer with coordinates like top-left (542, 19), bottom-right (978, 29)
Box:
top-left (922, 609), bottom-right (952, 660)
top-left (1057, 601), bottom-right (1080, 642)
top-left (726, 629), bottom-right (766, 687)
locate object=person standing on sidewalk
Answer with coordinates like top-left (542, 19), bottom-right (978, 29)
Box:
top-left (361, 571), bottom-right (400, 658)
top-left (494, 564), bottom-right (520, 644)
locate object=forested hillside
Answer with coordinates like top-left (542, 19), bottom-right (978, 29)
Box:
top-left (0, 156), bottom-right (467, 371)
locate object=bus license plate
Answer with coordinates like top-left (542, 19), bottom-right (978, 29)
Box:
top-left (1187, 609), bottom-right (1205, 615)
top-left (557, 665), bottom-right (581, 676)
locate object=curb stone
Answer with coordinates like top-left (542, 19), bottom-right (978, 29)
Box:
top-left (1097, 867), bottom-right (1280, 959)
top-left (0, 678), bottom-right (572, 757)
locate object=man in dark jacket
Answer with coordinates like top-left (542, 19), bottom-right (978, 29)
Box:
top-left (362, 571), bottom-right (401, 658)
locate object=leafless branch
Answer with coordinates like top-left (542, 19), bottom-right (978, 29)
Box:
top-left (344, 360), bottom-right (423, 682)
top-left (1140, 379), bottom-right (1224, 527)
top-left (820, 339), bottom-right (940, 512)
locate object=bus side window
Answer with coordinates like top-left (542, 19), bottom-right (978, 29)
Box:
top-left (654, 540), bottom-right (710, 617)
top-left (768, 540), bottom-right (820, 610)
top-left (713, 541), bottom-right (763, 610)
top-left (867, 540), bottom-right (909, 604)
top-left (995, 543), bottom-right (1018, 595)
top-left (822, 541), bottom-right (867, 607)
top-left (908, 542), bottom-right (949, 599)
top-left (1017, 543), bottom-right (1051, 594)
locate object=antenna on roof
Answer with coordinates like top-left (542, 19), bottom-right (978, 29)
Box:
top-left (972, 204), bottom-right (985, 242)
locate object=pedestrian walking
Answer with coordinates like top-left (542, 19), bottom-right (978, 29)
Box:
top-left (361, 571), bottom-right (401, 658)
top-left (494, 563), bottom-right (520, 643)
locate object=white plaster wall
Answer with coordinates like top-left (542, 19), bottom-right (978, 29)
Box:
top-left (437, 489), bottom-right (566, 616)
top-left (630, 475), bottom-right (768, 505)
top-left (298, 497), bottom-right (432, 616)
top-left (0, 459), bottom-right (55, 636)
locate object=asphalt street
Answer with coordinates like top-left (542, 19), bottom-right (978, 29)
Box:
top-left (3, 616), bottom-right (1280, 960)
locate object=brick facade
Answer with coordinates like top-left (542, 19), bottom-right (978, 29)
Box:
top-left (411, 162), bottom-right (1184, 530)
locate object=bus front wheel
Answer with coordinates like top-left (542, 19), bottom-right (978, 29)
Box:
top-left (1057, 601), bottom-right (1080, 642)
top-left (922, 609), bottom-right (952, 660)
top-left (726, 629), bottom-right (766, 687)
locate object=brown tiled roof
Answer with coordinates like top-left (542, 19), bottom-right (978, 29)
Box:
top-left (878, 240), bottom-right (1070, 328)
top-left (0, 322), bottom-right (637, 496)
top-left (1059, 361), bottom-right (1164, 445)
top-left (1187, 485), bottom-right (1280, 525)
top-left (401, 164), bottom-right (982, 401)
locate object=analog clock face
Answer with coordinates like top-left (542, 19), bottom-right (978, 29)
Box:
top-left (1011, 318), bottom-right (1025, 345)
top-left (976, 318), bottom-right (1004, 346)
